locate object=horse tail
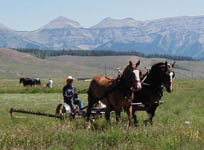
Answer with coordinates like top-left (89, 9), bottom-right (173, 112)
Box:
top-left (88, 83), bottom-right (94, 103)
top-left (88, 80), bottom-right (101, 105)
top-left (87, 81), bottom-right (95, 119)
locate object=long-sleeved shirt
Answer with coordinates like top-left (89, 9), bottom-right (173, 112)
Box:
top-left (63, 85), bottom-right (78, 101)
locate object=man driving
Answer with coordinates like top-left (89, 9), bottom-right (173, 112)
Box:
top-left (63, 76), bottom-right (84, 112)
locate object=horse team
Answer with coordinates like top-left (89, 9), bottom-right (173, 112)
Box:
top-left (87, 60), bottom-right (176, 126)
top-left (19, 60), bottom-right (176, 125)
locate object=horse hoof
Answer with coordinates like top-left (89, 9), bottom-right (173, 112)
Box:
top-left (143, 120), bottom-right (148, 126)
top-left (134, 122), bottom-right (139, 127)
top-left (134, 124), bottom-right (139, 127)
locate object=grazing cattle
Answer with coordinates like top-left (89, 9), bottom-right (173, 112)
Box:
top-left (87, 61), bottom-right (142, 125)
top-left (34, 78), bottom-right (41, 85)
top-left (132, 61), bottom-right (176, 125)
top-left (19, 78), bottom-right (41, 87)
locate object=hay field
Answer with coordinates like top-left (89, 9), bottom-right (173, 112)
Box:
top-left (0, 79), bottom-right (204, 150)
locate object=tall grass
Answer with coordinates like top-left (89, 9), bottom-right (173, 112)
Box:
top-left (0, 79), bottom-right (204, 149)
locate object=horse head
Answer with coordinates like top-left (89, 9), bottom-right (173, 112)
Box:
top-left (162, 61), bottom-right (176, 92)
top-left (150, 61), bottom-right (175, 93)
top-left (19, 78), bottom-right (24, 84)
top-left (122, 60), bottom-right (142, 91)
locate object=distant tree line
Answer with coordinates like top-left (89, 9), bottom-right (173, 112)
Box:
top-left (146, 54), bottom-right (197, 61)
top-left (14, 48), bottom-right (197, 61)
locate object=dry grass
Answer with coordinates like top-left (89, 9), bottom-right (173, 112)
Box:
top-left (1, 48), bottom-right (204, 79)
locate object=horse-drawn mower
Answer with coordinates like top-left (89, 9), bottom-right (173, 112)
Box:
top-left (9, 100), bottom-right (163, 121)
top-left (9, 102), bottom-right (106, 120)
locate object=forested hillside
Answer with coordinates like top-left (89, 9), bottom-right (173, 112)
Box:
top-left (15, 48), bottom-right (196, 61)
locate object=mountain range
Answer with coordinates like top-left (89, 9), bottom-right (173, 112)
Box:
top-left (1, 16), bottom-right (204, 59)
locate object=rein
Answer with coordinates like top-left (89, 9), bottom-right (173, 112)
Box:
top-left (140, 66), bottom-right (169, 99)
top-left (141, 72), bottom-right (151, 86)
top-left (141, 69), bottom-right (163, 89)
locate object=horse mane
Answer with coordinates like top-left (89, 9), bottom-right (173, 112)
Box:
top-left (151, 62), bottom-right (165, 70)
top-left (105, 76), bottom-right (114, 81)
top-left (122, 64), bottom-right (133, 78)
top-left (148, 62), bottom-right (166, 74)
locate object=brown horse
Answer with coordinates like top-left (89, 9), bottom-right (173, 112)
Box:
top-left (87, 61), bottom-right (142, 124)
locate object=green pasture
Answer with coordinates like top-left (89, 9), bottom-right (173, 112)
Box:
top-left (0, 79), bottom-right (204, 150)
top-left (0, 79), bottom-right (89, 94)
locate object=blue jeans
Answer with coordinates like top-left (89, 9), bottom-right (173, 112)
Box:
top-left (65, 98), bottom-right (84, 111)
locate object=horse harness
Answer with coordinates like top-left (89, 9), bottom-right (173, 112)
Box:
top-left (137, 70), bottom-right (164, 106)
top-left (92, 76), bottom-right (134, 107)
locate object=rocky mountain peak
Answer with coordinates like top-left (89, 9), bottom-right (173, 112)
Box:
top-left (91, 17), bottom-right (141, 28)
top-left (39, 16), bottom-right (82, 30)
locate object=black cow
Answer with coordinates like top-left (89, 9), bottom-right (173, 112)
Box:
top-left (19, 78), bottom-right (41, 87)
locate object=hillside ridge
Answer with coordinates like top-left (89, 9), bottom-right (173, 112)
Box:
top-left (0, 48), bottom-right (204, 79)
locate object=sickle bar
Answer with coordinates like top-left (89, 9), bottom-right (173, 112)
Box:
top-left (9, 108), bottom-right (62, 119)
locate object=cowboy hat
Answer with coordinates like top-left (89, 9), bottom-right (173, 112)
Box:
top-left (65, 76), bottom-right (74, 81)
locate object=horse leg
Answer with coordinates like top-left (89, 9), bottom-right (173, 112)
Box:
top-left (86, 102), bottom-right (94, 121)
top-left (115, 110), bottom-right (121, 122)
top-left (144, 105), bottom-right (158, 125)
top-left (124, 105), bottom-right (133, 126)
top-left (105, 108), bottom-right (111, 122)
top-left (127, 106), bottom-right (133, 126)
top-left (132, 107), bottom-right (139, 126)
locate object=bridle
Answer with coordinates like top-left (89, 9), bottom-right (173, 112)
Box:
top-left (141, 65), bottom-right (175, 89)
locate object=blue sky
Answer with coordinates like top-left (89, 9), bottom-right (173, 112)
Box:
top-left (1, 0), bottom-right (204, 31)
